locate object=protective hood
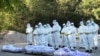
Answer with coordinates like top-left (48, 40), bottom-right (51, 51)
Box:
top-left (66, 21), bottom-right (71, 27)
top-left (27, 23), bottom-right (31, 28)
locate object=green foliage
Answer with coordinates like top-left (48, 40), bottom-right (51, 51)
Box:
top-left (76, 0), bottom-right (100, 19)
top-left (0, 0), bottom-right (100, 33)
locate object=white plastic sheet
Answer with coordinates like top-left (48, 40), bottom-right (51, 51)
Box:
top-left (54, 47), bottom-right (91, 56)
top-left (54, 48), bottom-right (67, 56)
top-left (2, 45), bottom-right (23, 53)
top-left (24, 45), bottom-right (55, 55)
top-left (24, 45), bottom-right (35, 54)
top-left (63, 47), bottom-right (71, 52)
top-left (73, 50), bottom-right (90, 56)
top-left (32, 46), bottom-right (43, 54)
top-left (42, 46), bottom-right (55, 56)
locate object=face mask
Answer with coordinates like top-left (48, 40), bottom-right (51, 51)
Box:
top-left (66, 21), bottom-right (71, 26)
top-left (87, 23), bottom-right (91, 26)
top-left (67, 24), bottom-right (71, 27)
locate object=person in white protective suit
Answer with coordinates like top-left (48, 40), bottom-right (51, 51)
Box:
top-left (61, 23), bottom-right (68, 47)
top-left (85, 20), bottom-right (93, 53)
top-left (65, 21), bottom-right (74, 50)
top-left (33, 25), bottom-right (39, 46)
top-left (46, 24), bottom-right (53, 46)
top-left (37, 22), bottom-right (46, 46)
top-left (91, 21), bottom-right (99, 50)
top-left (78, 21), bottom-right (86, 49)
top-left (26, 23), bottom-right (33, 45)
top-left (43, 24), bottom-right (49, 46)
top-left (52, 20), bottom-right (61, 50)
top-left (89, 22), bottom-right (96, 50)
top-left (71, 22), bottom-right (76, 48)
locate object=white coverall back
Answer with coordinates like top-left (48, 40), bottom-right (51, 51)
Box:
top-left (71, 25), bottom-right (76, 48)
top-left (52, 23), bottom-right (61, 49)
top-left (93, 23), bottom-right (99, 48)
top-left (61, 25), bottom-right (68, 47)
top-left (85, 25), bottom-right (93, 50)
top-left (33, 27), bottom-right (39, 46)
top-left (78, 25), bottom-right (86, 48)
top-left (37, 26), bottom-right (45, 46)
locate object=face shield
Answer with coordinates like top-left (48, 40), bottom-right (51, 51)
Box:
top-left (91, 21), bottom-right (95, 26)
top-left (27, 23), bottom-right (31, 28)
top-left (35, 25), bottom-right (38, 28)
top-left (86, 20), bottom-right (91, 26)
top-left (46, 24), bottom-right (51, 28)
top-left (53, 20), bottom-right (57, 25)
top-left (80, 21), bottom-right (84, 26)
top-left (38, 22), bottom-right (42, 27)
top-left (62, 23), bottom-right (66, 27)
top-left (44, 25), bottom-right (47, 28)
top-left (71, 23), bottom-right (74, 26)
top-left (66, 21), bottom-right (71, 27)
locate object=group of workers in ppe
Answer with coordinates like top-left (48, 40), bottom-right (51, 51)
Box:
top-left (78, 20), bottom-right (99, 53)
top-left (26, 20), bottom-right (99, 53)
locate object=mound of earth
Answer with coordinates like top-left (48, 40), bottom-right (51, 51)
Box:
top-left (0, 30), bottom-right (27, 45)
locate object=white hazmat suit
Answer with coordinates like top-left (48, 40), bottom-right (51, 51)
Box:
top-left (37, 22), bottom-right (46, 46)
top-left (71, 23), bottom-right (76, 48)
top-left (33, 25), bottom-right (39, 45)
top-left (43, 25), bottom-right (49, 46)
top-left (46, 24), bottom-right (53, 46)
top-left (61, 23), bottom-right (68, 47)
top-left (26, 23), bottom-right (33, 45)
top-left (65, 21), bottom-right (74, 50)
top-left (85, 20), bottom-right (93, 53)
top-left (52, 20), bottom-right (61, 49)
top-left (78, 21), bottom-right (86, 48)
top-left (91, 21), bottom-right (99, 49)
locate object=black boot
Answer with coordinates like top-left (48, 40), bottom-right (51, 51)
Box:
top-left (92, 47), bottom-right (94, 49)
top-left (55, 48), bottom-right (58, 50)
top-left (95, 47), bottom-right (98, 50)
top-left (62, 46), bottom-right (65, 48)
top-left (71, 49), bottom-right (75, 51)
top-left (79, 47), bottom-right (85, 49)
top-left (89, 50), bottom-right (92, 53)
top-left (79, 47), bottom-right (83, 49)
top-left (85, 50), bottom-right (89, 53)
top-left (48, 44), bottom-right (52, 47)
top-left (28, 44), bottom-right (32, 45)
top-left (73, 47), bottom-right (76, 49)
top-left (59, 45), bottom-right (61, 48)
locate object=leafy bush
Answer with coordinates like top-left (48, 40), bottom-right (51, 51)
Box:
top-left (0, 0), bottom-right (100, 33)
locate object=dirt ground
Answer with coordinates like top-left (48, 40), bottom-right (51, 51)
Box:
top-left (0, 30), bottom-right (99, 56)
